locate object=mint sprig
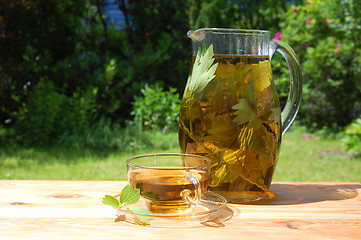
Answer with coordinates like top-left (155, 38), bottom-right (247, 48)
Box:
top-left (102, 184), bottom-right (152, 225)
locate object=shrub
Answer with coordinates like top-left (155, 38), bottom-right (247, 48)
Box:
top-left (278, 0), bottom-right (361, 130)
top-left (14, 81), bottom-right (98, 145)
top-left (122, 119), bottom-right (179, 153)
top-left (131, 84), bottom-right (181, 132)
top-left (56, 117), bottom-right (123, 150)
top-left (342, 116), bottom-right (361, 155)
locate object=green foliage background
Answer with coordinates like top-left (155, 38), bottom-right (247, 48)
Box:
top-left (0, 0), bottom-right (360, 151)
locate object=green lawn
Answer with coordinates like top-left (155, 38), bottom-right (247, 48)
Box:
top-left (0, 127), bottom-right (360, 182)
top-left (274, 127), bottom-right (361, 182)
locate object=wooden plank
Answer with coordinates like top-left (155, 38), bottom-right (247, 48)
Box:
top-left (0, 180), bottom-right (360, 240)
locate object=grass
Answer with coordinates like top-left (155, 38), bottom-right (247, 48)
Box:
top-left (0, 146), bottom-right (178, 181)
top-left (274, 127), bottom-right (361, 182)
top-left (0, 127), bottom-right (360, 182)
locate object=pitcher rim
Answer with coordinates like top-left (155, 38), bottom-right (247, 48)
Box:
top-left (188, 28), bottom-right (270, 35)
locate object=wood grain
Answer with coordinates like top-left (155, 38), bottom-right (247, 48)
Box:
top-left (0, 180), bottom-right (360, 240)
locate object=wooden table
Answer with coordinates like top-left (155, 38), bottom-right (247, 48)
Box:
top-left (0, 180), bottom-right (360, 240)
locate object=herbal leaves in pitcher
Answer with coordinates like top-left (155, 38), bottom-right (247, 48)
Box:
top-left (178, 45), bottom-right (281, 201)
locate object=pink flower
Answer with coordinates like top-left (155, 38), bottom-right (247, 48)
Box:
top-left (306, 1), bottom-right (312, 5)
top-left (326, 19), bottom-right (332, 25)
top-left (272, 32), bottom-right (282, 40)
top-left (306, 17), bottom-right (312, 25)
top-left (302, 134), bottom-right (313, 139)
top-left (334, 42), bottom-right (342, 53)
top-left (292, 8), bottom-right (298, 13)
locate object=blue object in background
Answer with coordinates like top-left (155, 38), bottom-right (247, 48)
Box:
top-left (104, 0), bottom-right (127, 30)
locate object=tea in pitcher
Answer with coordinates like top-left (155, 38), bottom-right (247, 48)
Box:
top-left (178, 50), bottom-right (281, 202)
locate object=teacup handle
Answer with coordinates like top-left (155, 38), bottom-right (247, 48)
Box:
top-left (183, 170), bottom-right (201, 205)
top-left (270, 40), bottom-right (303, 135)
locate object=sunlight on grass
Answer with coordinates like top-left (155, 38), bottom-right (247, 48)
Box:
top-left (1, 127), bottom-right (360, 182)
top-left (274, 127), bottom-right (361, 182)
top-left (0, 147), bottom-right (179, 180)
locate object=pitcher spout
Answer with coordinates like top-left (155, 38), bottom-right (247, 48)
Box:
top-left (187, 29), bottom-right (206, 42)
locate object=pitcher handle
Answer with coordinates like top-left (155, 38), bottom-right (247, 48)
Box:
top-left (270, 40), bottom-right (303, 135)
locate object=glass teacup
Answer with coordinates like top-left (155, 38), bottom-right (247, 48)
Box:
top-left (126, 153), bottom-right (211, 214)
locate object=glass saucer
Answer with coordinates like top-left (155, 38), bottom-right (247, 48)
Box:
top-left (118, 191), bottom-right (227, 228)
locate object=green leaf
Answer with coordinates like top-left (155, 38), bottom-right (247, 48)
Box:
top-left (245, 84), bottom-right (257, 105)
top-left (186, 44), bottom-right (218, 95)
top-left (232, 99), bottom-right (253, 125)
top-left (126, 206), bottom-right (152, 225)
top-left (102, 195), bottom-right (120, 208)
top-left (200, 43), bottom-right (208, 54)
top-left (232, 84), bottom-right (264, 129)
top-left (120, 184), bottom-right (140, 205)
top-left (142, 191), bottom-right (159, 200)
top-left (233, 99), bottom-right (262, 130)
top-left (205, 114), bottom-right (238, 148)
top-left (211, 164), bottom-right (229, 187)
top-left (269, 107), bottom-right (281, 122)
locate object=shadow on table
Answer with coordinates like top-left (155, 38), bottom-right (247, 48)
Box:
top-left (190, 183), bottom-right (360, 227)
top-left (201, 204), bottom-right (240, 227)
top-left (254, 182), bottom-right (360, 205)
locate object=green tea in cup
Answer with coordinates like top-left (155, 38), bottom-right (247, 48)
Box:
top-left (127, 154), bottom-right (210, 214)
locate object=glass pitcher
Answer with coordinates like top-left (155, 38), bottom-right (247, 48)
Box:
top-left (178, 28), bottom-right (302, 203)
